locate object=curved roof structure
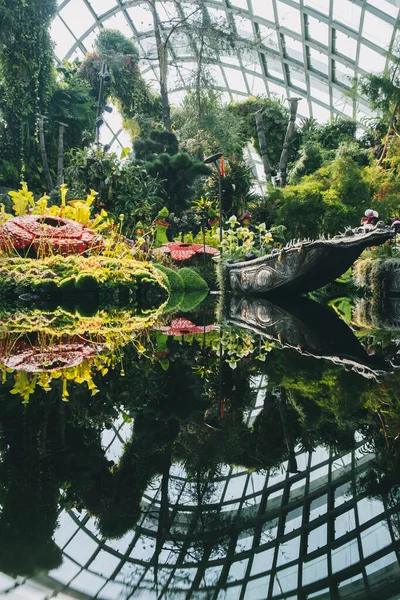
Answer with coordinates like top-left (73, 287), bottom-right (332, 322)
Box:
top-left (52, 0), bottom-right (400, 153)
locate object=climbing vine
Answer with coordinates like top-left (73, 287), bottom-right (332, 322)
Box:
top-left (0, 0), bottom-right (57, 184)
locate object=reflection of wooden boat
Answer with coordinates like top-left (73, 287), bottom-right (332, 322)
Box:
top-left (225, 295), bottom-right (391, 378)
top-left (224, 228), bottom-right (392, 294)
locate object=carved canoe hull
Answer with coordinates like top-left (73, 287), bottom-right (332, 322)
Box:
top-left (224, 228), bottom-right (392, 294)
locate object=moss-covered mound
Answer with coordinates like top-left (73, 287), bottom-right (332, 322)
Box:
top-left (179, 267), bottom-right (209, 312)
top-left (0, 255), bottom-right (168, 309)
top-left (155, 264), bottom-right (185, 312)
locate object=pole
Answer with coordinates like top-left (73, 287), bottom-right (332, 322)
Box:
top-left (215, 161), bottom-right (223, 245)
top-left (96, 63), bottom-right (106, 147)
top-left (56, 121), bottom-right (68, 187)
top-left (37, 115), bottom-right (53, 191)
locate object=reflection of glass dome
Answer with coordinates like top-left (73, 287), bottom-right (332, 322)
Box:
top-left (52, 0), bottom-right (400, 180)
top-left (6, 375), bottom-right (398, 599)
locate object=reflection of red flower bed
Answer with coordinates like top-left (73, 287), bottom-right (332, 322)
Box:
top-left (0, 336), bottom-right (105, 372)
top-left (0, 215), bottom-right (104, 256)
top-left (157, 318), bottom-right (217, 336)
top-left (156, 242), bottom-right (219, 261)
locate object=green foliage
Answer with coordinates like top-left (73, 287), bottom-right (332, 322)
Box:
top-left (180, 267), bottom-right (209, 292)
top-left (172, 90), bottom-right (247, 160)
top-left (207, 158), bottom-right (260, 217)
top-left (264, 155), bottom-right (374, 239)
top-left (359, 73), bottom-right (400, 116)
top-left (0, 255), bottom-right (165, 308)
top-left (288, 141), bottom-right (324, 182)
top-left (155, 264), bottom-right (185, 311)
top-left (46, 61), bottom-right (97, 156)
top-left (136, 131), bottom-right (212, 213)
top-left (299, 117), bottom-right (357, 149)
top-left (0, 0), bottom-right (57, 186)
top-left (179, 267), bottom-right (209, 311)
top-left (269, 178), bottom-right (326, 239)
top-left (79, 29), bottom-right (161, 137)
top-left (64, 146), bottom-right (164, 231)
top-left (228, 97), bottom-right (291, 166)
top-left (134, 130), bottom-right (179, 161)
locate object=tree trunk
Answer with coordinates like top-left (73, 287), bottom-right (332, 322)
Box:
top-left (378, 101), bottom-right (398, 166)
top-left (57, 122), bottom-right (67, 187)
top-left (149, 2), bottom-right (171, 131)
top-left (279, 98), bottom-right (300, 187)
top-left (255, 110), bottom-right (272, 182)
top-left (38, 116), bottom-right (53, 190)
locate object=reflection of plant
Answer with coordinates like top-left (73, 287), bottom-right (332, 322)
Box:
top-left (0, 302), bottom-right (166, 403)
top-left (212, 327), bottom-right (275, 369)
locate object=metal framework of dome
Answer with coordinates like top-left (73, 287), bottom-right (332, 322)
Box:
top-left (52, 0), bottom-right (400, 156)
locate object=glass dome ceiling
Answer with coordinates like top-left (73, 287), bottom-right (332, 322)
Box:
top-left (52, 0), bottom-right (400, 153)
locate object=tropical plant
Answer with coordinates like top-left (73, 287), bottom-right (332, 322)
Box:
top-left (172, 90), bottom-right (247, 160)
top-left (64, 146), bottom-right (164, 232)
top-left (79, 29), bottom-right (161, 138)
top-left (134, 130), bottom-right (212, 213)
top-left (0, 0), bottom-right (57, 188)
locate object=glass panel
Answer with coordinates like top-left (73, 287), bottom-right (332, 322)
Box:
top-left (338, 573), bottom-right (365, 599)
top-left (362, 11), bottom-right (393, 46)
top-left (335, 509), bottom-right (356, 539)
top-left (94, 0), bottom-right (117, 15)
top-left (277, 536), bottom-right (301, 565)
top-left (331, 540), bottom-right (360, 573)
top-left (333, 0), bottom-right (362, 31)
top-left (285, 507), bottom-right (303, 534)
top-left (59, 0), bottom-right (94, 37)
top-left (303, 555), bottom-right (328, 585)
top-left (357, 497), bottom-right (385, 525)
top-left (309, 47), bottom-right (329, 76)
top-left (308, 16), bottom-right (329, 46)
top-left (304, 0), bottom-right (330, 15)
top-left (358, 44), bottom-right (387, 73)
top-left (334, 30), bottom-right (357, 61)
top-left (309, 495), bottom-right (328, 521)
top-left (308, 524), bottom-right (327, 553)
top-left (273, 565), bottom-right (298, 594)
top-left (361, 521), bottom-right (392, 558)
top-left (334, 482), bottom-right (352, 507)
top-left (252, 0), bottom-right (275, 21)
top-left (251, 548), bottom-right (274, 575)
top-left (276, 1), bottom-right (302, 33)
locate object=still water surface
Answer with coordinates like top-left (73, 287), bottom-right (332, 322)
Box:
top-left (0, 295), bottom-right (400, 600)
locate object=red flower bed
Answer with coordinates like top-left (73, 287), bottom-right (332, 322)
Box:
top-left (156, 241), bottom-right (219, 261)
top-left (0, 215), bottom-right (104, 256)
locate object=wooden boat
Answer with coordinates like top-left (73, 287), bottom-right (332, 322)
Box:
top-left (223, 227), bottom-right (392, 294)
